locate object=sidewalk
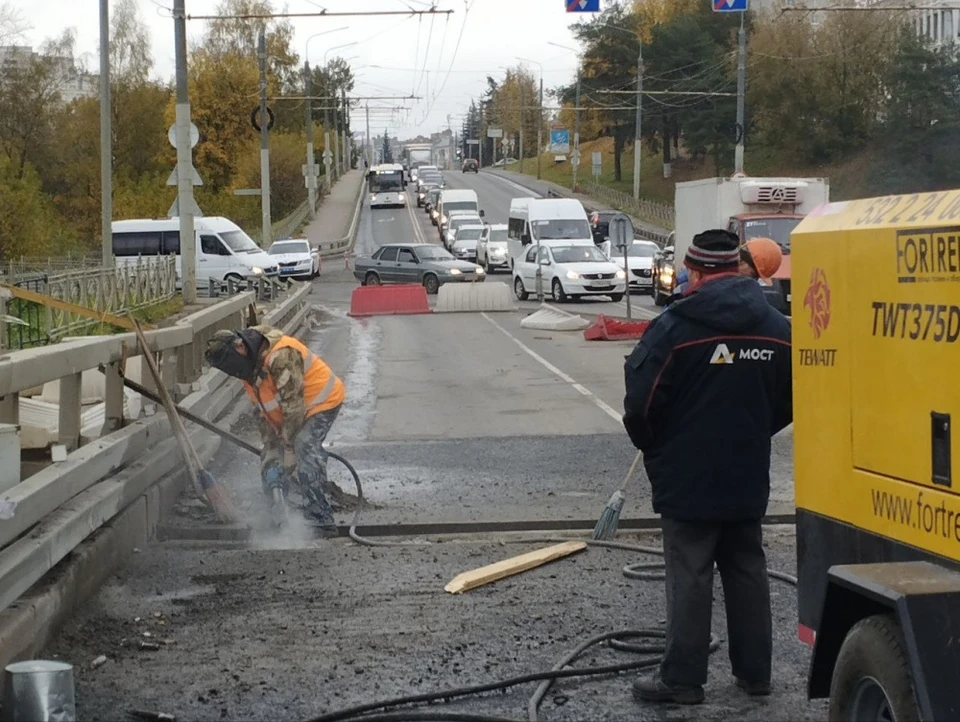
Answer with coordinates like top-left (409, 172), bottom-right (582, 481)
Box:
top-left (304, 169), bottom-right (365, 250)
top-left (484, 168), bottom-right (672, 242)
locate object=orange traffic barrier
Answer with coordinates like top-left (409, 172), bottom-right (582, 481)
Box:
top-left (348, 284), bottom-right (432, 317)
top-left (583, 314), bottom-right (650, 342)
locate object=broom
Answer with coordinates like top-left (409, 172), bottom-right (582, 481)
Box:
top-left (591, 449), bottom-right (644, 540)
top-left (129, 315), bottom-right (238, 523)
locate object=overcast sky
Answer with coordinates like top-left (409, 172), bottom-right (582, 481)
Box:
top-left (15, 0), bottom-right (590, 138)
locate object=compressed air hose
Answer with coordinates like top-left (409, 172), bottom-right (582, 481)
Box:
top-left (310, 457), bottom-right (800, 722)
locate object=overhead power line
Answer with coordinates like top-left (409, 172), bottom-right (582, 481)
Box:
top-left (185, 8), bottom-right (454, 20)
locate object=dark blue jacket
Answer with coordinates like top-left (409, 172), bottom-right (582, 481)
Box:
top-left (623, 275), bottom-right (792, 521)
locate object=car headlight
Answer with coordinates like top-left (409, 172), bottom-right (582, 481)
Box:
top-left (441, 215), bottom-right (447, 225)
top-left (251, 267), bottom-right (264, 276)
top-left (370, 194), bottom-right (377, 201)
top-left (449, 268), bottom-right (462, 276)
top-left (476, 267), bottom-right (485, 275)
top-left (491, 248), bottom-right (505, 256)
top-left (566, 271), bottom-right (580, 280)
top-left (418, 193), bottom-right (425, 200)
top-left (615, 269), bottom-right (626, 279)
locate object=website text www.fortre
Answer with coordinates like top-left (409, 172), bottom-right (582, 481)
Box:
top-left (872, 488), bottom-right (960, 542)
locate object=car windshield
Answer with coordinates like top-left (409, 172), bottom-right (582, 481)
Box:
top-left (269, 241), bottom-right (309, 255)
top-left (444, 201), bottom-right (477, 214)
top-left (454, 239), bottom-right (478, 249)
top-left (488, 229), bottom-right (508, 243)
top-left (221, 229), bottom-right (260, 253)
top-left (417, 246), bottom-right (454, 260)
top-left (742, 217), bottom-right (800, 253)
top-left (533, 219), bottom-right (591, 241)
top-left (456, 228), bottom-right (483, 241)
top-left (370, 171), bottom-right (404, 192)
top-left (451, 217), bottom-right (481, 230)
top-left (628, 243), bottom-right (658, 258)
top-left (552, 245), bottom-right (608, 263)
top-left (421, 173), bottom-right (442, 182)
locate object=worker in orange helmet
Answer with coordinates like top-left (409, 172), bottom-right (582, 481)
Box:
top-left (739, 238), bottom-right (783, 286)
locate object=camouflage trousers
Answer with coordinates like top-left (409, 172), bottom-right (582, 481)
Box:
top-left (261, 406), bottom-right (341, 523)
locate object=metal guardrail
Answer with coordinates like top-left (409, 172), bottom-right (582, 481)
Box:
top-left (583, 180), bottom-right (676, 231)
top-left (2, 257), bottom-right (178, 349)
top-left (0, 282), bottom-right (313, 622)
top-left (317, 177), bottom-right (367, 257)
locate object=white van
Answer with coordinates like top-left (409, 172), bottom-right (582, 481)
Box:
top-left (506, 198), bottom-right (594, 270)
top-left (111, 217), bottom-right (279, 286)
top-left (437, 189), bottom-right (484, 238)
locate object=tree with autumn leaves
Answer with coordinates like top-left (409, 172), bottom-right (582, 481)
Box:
top-left (0, 0), bottom-right (356, 260)
top-left (535, 0), bottom-right (960, 194)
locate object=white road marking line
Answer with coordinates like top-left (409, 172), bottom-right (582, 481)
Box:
top-left (481, 312), bottom-right (623, 426)
top-left (405, 192), bottom-right (428, 244)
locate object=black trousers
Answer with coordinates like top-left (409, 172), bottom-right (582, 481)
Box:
top-left (659, 518), bottom-right (772, 688)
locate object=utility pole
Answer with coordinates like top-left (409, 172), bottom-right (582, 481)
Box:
top-left (342, 87), bottom-right (349, 171)
top-left (304, 62), bottom-right (317, 218)
top-left (536, 73), bottom-right (543, 180)
top-left (633, 47), bottom-right (643, 201)
top-left (322, 67), bottom-right (332, 192)
top-left (572, 65), bottom-right (581, 193)
top-left (99, 0), bottom-right (112, 267)
top-left (519, 86), bottom-right (524, 175)
top-left (734, 13), bottom-right (747, 174)
top-left (365, 103), bottom-right (372, 168)
top-left (173, 0), bottom-right (196, 303)
top-left (333, 95), bottom-right (341, 182)
top-left (258, 29), bottom-right (272, 247)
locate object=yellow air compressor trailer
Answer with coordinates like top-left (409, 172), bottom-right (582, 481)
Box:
top-left (792, 190), bottom-right (960, 721)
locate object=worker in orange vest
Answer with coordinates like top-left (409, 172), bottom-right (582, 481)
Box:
top-left (206, 326), bottom-right (346, 534)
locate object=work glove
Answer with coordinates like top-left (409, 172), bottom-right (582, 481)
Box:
top-left (283, 445), bottom-right (297, 471)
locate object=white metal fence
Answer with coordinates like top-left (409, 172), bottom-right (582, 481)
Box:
top-left (583, 180), bottom-right (676, 231)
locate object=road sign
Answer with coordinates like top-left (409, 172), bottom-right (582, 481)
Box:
top-left (550, 129), bottom-right (570, 154)
top-left (251, 107), bottom-right (275, 132)
top-left (167, 196), bottom-right (203, 218)
top-left (487, 127), bottom-right (503, 139)
top-left (322, 149), bottom-right (333, 163)
top-left (713, 0), bottom-right (747, 12)
top-left (466, 139), bottom-right (479, 145)
top-left (567, 0), bottom-right (600, 11)
top-left (610, 213), bottom-right (634, 251)
top-left (168, 123), bottom-right (199, 149)
top-left (166, 165), bottom-right (203, 187)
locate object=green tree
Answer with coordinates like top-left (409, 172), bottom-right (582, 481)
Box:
top-left (870, 33), bottom-right (960, 194)
top-left (381, 131), bottom-right (393, 163)
top-left (0, 156), bottom-right (74, 260)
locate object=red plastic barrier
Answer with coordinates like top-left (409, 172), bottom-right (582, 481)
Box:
top-left (348, 284), bottom-right (432, 317)
top-left (583, 314), bottom-right (650, 342)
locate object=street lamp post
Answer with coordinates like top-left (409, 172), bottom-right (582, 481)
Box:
top-left (548, 41), bottom-right (582, 192)
top-left (322, 42), bottom-right (358, 192)
top-left (303, 28), bottom-right (347, 215)
top-left (516, 57), bottom-right (544, 181)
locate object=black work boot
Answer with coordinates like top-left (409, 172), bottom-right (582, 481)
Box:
top-left (632, 673), bottom-right (704, 705)
top-left (303, 487), bottom-right (338, 538)
top-left (736, 678), bottom-right (771, 696)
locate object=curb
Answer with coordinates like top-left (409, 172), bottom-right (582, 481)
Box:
top-left (318, 174), bottom-right (367, 260)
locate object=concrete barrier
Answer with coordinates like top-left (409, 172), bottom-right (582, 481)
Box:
top-left (435, 282), bottom-right (515, 313)
top-left (520, 304), bottom-right (589, 332)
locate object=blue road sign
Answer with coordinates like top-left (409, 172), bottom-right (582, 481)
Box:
top-left (567, 0), bottom-right (600, 12)
top-left (713, 0), bottom-right (747, 11)
top-left (550, 129), bottom-right (571, 154)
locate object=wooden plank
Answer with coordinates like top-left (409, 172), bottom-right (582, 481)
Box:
top-left (0, 284), bottom-right (153, 333)
top-left (444, 542), bottom-right (588, 594)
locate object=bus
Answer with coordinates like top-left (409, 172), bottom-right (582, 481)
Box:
top-left (367, 163), bottom-right (406, 209)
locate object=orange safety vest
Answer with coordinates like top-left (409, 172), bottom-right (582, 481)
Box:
top-left (243, 335), bottom-right (345, 432)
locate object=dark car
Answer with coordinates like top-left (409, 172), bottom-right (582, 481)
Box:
top-left (651, 244), bottom-right (676, 306)
top-left (353, 243), bottom-right (485, 295)
top-left (462, 158), bottom-right (479, 173)
top-left (417, 182), bottom-right (440, 208)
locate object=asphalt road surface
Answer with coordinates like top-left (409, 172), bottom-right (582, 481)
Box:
top-left (44, 170), bottom-right (806, 722)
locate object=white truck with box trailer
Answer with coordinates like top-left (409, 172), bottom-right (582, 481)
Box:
top-left (654, 175), bottom-right (830, 314)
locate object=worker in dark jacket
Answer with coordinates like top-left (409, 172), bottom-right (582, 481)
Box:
top-left (623, 229), bottom-right (792, 706)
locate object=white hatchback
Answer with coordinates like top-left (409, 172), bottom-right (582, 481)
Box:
top-left (513, 244), bottom-right (626, 303)
top-left (612, 240), bottom-right (659, 294)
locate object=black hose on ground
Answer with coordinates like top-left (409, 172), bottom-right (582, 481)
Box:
top-left (317, 456), bottom-right (799, 722)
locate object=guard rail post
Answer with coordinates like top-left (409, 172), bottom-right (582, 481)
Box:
top-left (58, 373), bottom-right (83, 451)
top-left (0, 394), bottom-right (17, 425)
top-left (101, 361), bottom-right (124, 435)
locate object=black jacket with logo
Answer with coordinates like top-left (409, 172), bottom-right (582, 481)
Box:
top-left (623, 275), bottom-right (793, 521)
